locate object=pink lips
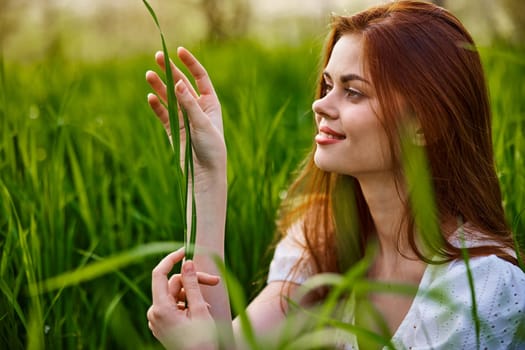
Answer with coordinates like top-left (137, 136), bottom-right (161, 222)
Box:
top-left (315, 126), bottom-right (346, 145)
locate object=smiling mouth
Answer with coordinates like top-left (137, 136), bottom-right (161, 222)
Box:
top-left (318, 126), bottom-right (346, 140)
top-left (315, 126), bottom-right (346, 145)
top-left (318, 131), bottom-right (346, 140)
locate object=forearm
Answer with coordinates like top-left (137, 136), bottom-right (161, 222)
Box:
top-left (190, 170), bottom-right (232, 323)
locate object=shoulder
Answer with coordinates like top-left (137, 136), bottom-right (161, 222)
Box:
top-left (395, 255), bottom-right (525, 349)
top-left (267, 221), bottom-right (317, 284)
top-left (426, 254), bottom-right (525, 312)
top-left (428, 253), bottom-right (524, 288)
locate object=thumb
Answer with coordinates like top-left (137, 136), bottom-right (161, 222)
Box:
top-left (181, 260), bottom-right (210, 318)
top-left (175, 80), bottom-right (209, 131)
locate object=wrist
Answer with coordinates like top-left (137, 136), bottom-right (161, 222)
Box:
top-left (193, 168), bottom-right (227, 195)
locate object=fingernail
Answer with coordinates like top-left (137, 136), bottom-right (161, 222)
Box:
top-left (183, 260), bottom-right (195, 274)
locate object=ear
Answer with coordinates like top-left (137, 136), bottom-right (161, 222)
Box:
top-left (399, 105), bottom-right (426, 146)
top-left (412, 126), bottom-right (426, 146)
top-left (405, 116), bottom-right (426, 146)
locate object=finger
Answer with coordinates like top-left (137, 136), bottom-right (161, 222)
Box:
top-left (168, 273), bottom-right (183, 300)
top-left (145, 70), bottom-right (169, 103)
top-left (196, 271), bottom-right (221, 286)
top-left (147, 93), bottom-right (170, 131)
top-left (175, 80), bottom-right (211, 130)
top-left (177, 47), bottom-right (217, 97)
top-left (151, 247), bottom-right (185, 305)
top-left (168, 272), bottom-right (220, 302)
top-left (155, 51), bottom-right (199, 99)
top-left (181, 260), bottom-right (211, 318)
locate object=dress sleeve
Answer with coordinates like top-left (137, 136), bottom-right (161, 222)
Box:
top-left (392, 255), bottom-right (525, 350)
top-left (266, 221), bottom-right (317, 285)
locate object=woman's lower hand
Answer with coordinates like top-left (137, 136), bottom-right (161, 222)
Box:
top-left (147, 248), bottom-right (220, 350)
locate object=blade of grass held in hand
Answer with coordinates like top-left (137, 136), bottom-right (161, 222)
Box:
top-left (143, 0), bottom-right (196, 260)
top-left (141, 0), bottom-right (181, 159)
top-left (184, 105), bottom-right (197, 260)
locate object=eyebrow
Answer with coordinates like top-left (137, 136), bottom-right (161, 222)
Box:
top-left (323, 71), bottom-right (370, 84)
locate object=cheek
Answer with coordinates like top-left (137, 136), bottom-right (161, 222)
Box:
top-left (376, 130), bottom-right (395, 168)
top-left (349, 118), bottom-right (393, 164)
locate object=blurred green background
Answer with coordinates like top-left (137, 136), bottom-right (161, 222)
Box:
top-left (1, 0), bottom-right (524, 349)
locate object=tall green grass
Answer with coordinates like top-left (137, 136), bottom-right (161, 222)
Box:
top-left (0, 38), bottom-right (523, 349)
top-left (482, 46), bottom-right (525, 251)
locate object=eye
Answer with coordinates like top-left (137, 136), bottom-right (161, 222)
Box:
top-left (322, 81), bottom-right (333, 95)
top-left (345, 87), bottom-right (365, 99)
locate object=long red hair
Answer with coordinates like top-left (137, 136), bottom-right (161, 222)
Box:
top-left (277, 0), bottom-right (520, 286)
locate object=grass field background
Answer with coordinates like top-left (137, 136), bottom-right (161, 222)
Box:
top-left (0, 30), bottom-right (524, 349)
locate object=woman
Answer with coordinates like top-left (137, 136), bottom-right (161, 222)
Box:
top-left (145, 1), bottom-right (525, 349)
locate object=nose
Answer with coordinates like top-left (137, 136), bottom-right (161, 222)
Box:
top-left (312, 93), bottom-right (338, 120)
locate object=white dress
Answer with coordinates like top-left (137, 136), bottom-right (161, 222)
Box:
top-left (267, 223), bottom-right (525, 349)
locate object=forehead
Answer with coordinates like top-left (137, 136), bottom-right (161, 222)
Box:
top-left (325, 34), bottom-right (365, 77)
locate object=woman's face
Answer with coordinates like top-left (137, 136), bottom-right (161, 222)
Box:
top-left (313, 34), bottom-right (392, 177)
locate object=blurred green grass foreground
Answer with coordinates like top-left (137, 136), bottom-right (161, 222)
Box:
top-left (1, 0), bottom-right (524, 349)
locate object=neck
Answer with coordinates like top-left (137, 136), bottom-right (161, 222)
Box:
top-left (357, 172), bottom-right (425, 283)
top-left (356, 171), bottom-right (414, 257)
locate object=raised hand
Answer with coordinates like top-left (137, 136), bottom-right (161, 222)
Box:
top-left (145, 47), bottom-right (226, 179)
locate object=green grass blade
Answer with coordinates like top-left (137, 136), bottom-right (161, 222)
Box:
top-left (457, 225), bottom-right (481, 348)
top-left (160, 36), bottom-right (182, 161)
top-left (214, 257), bottom-right (260, 350)
top-left (183, 105), bottom-right (197, 260)
top-left (183, 105), bottom-right (191, 257)
top-left (512, 210), bottom-right (525, 270)
top-left (0, 270), bottom-right (27, 328)
top-left (282, 307), bottom-right (395, 350)
top-left (32, 241), bottom-right (181, 294)
top-left (141, 0), bottom-right (161, 29)
top-left (142, 0), bottom-right (183, 196)
top-left (76, 250), bottom-right (151, 304)
top-left (400, 127), bottom-right (444, 259)
top-left (312, 248), bottom-right (373, 329)
top-left (142, 0), bottom-right (197, 263)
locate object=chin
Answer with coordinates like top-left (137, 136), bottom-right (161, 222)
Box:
top-left (314, 152), bottom-right (338, 173)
